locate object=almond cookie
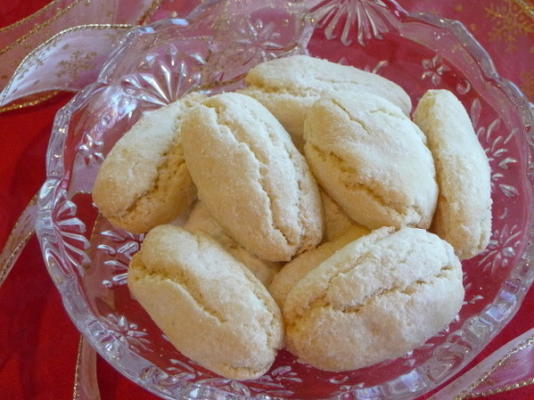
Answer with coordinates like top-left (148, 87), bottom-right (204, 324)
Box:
top-left (240, 55), bottom-right (412, 148)
top-left (93, 93), bottom-right (204, 233)
top-left (304, 93), bottom-right (438, 230)
top-left (413, 90), bottom-right (492, 259)
top-left (269, 225), bottom-right (368, 308)
top-left (321, 190), bottom-right (357, 241)
top-left (284, 227), bottom-right (464, 372)
top-left (181, 92), bottom-right (323, 262)
top-left (128, 225), bottom-right (284, 380)
top-left (184, 201), bottom-right (282, 286)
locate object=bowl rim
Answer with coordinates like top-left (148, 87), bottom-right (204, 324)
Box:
top-left (35, 1), bottom-right (534, 399)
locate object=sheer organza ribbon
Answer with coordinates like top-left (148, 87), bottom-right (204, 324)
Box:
top-left (0, 0), bottom-right (161, 111)
top-left (430, 328), bottom-right (534, 399)
top-left (0, 0), bottom-right (532, 398)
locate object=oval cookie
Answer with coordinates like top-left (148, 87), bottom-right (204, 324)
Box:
top-left (93, 93), bottom-right (204, 233)
top-left (184, 201), bottom-right (282, 286)
top-left (128, 225), bottom-right (283, 380)
top-left (284, 227), bottom-right (464, 372)
top-left (181, 92), bottom-right (323, 262)
top-left (269, 225), bottom-right (369, 308)
top-left (304, 93), bottom-right (438, 230)
top-left (413, 89), bottom-right (492, 259)
top-left (321, 190), bottom-right (357, 241)
top-left (241, 55), bottom-right (412, 148)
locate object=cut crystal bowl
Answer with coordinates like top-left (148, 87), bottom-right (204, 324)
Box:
top-left (35, 0), bottom-right (534, 399)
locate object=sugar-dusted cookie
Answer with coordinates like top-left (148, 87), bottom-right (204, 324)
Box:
top-left (284, 227), bottom-right (464, 372)
top-left (413, 89), bottom-right (492, 259)
top-left (128, 225), bottom-right (283, 380)
top-left (269, 225), bottom-right (368, 307)
top-left (321, 190), bottom-right (358, 241)
top-left (304, 93), bottom-right (438, 230)
top-left (93, 93), bottom-right (204, 233)
top-left (240, 55), bottom-right (412, 148)
top-left (181, 92), bottom-right (323, 262)
top-left (184, 201), bottom-right (282, 286)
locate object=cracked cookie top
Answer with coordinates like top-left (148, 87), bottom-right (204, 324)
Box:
top-left (284, 227), bottom-right (464, 372)
top-left (92, 93), bottom-right (204, 233)
top-left (128, 225), bottom-right (283, 380)
top-left (181, 92), bottom-right (324, 262)
top-left (303, 92), bottom-right (438, 230)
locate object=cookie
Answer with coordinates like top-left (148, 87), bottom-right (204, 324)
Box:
top-left (304, 93), bottom-right (438, 230)
top-left (184, 201), bottom-right (282, 286)
top-left (93, 93), bottom-right (204, 233)
top-left (413, 90), bottom-right (492, 259)
top-left (241, 55), bottom-right (412, 148)
top-left (284, 227), bottom-right (464, 372)
top-left (128, 225), bottom-right (284, 380)
top-left (321, 190), bottom-right (358, 241)
top-left (269, 225), bottom-right (369, 307)
top-left (181, 92), bottom-right (323, 262)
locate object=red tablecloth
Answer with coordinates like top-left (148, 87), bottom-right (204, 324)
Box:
top-left (1, 1), bottom-right (533, 399)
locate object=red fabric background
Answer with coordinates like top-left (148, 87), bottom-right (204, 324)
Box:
top-left (0, 1), bottom-right (533, 399)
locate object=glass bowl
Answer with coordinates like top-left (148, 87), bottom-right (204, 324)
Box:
top-left (35, 0), bottom-right (534, 399)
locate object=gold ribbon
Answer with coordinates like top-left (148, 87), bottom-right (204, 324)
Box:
top-left (456, 334), bottom-right (534, 399)
top-left (430, 328), bottom-right (534, 399)
top-left (0, 0), bottom-right (161, 113)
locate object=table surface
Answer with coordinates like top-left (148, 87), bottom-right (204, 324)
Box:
top-left (0, 0), bottom-right (533, 399)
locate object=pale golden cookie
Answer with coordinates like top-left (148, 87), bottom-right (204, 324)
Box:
top-left (269, 225), bottom-right (369, 308)
top-left (413, 89), bottom-right (492, 259)
top-left (241, 55), bottom-right (412, 148)
top-left (93, 93), bottom-right (204, 233)
top-left (321, 190), bottom-right (359, 241)
top-left (128, 225), bottom-right (284, 380)
top-left (184, 201), bottom-right (282, 286)
top-left (284, 227), bottom-right (464, 372)
top-left (304, 93), bottom-right (438, 230)
top-left (181, 92), bottom-right (323, 262)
